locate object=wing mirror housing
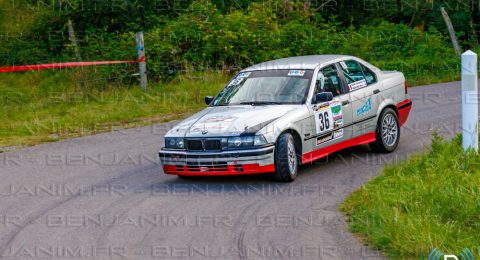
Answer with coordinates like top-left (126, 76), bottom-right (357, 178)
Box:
top-left (313, 92), bottom-right (333, 104)
top-left (205, 96), bottom-right (214, 105)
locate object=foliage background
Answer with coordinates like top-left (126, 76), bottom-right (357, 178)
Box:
top-left (0, 0), bottom-right (476, 84)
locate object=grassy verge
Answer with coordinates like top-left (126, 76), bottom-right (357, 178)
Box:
top-left (0, 69), bottom-right (228, 148)
top-left (0, 63), bottom-right (460, 150)
top-left (341, 134), bottom-right (480, 259)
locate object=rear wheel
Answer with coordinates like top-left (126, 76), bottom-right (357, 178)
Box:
top-left (274, 133), bottom-right (298, 182)
top-left (370, 107), bottom-right (400, 153)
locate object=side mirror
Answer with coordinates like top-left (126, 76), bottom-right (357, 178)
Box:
top-left (205, 96), bottom-right (214, 105)
top-left (313, 92), bottom-right (333, 104)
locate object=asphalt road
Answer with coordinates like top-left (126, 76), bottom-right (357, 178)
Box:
top-left (0, 82), bottom-right (464, 260)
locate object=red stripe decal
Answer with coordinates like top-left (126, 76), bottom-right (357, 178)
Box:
top-left (302, 132), bottom-right (376, 164)
top-left (0, 60), bottom-right (141, 73)
top-left (396, 99), bottom-right (412, 126)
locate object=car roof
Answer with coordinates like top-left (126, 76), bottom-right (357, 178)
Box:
top-left (241, 55), bottom-right (355, 71)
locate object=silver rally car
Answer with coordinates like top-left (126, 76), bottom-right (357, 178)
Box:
top-left (159, 55), bottom-right (412, 181)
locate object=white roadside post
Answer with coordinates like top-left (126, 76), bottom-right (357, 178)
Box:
top-left (136, 32), bottom-right (147, 91)
top-left (461, 50), bottom-right (478, 152)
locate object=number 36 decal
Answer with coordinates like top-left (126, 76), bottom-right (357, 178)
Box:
top-left (317, 111), bottom-right (331, 132)
top-left (315, 102), bottom-right (342, 135)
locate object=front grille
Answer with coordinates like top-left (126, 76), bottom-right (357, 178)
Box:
top-left (187, 140), bottom-right (203, 151)
top-left (186, 139), bottom-right (221, 151)
top-left (204, 140), bottom-right (221, 150)
top-left (186, 161), bottom-right (228, 172)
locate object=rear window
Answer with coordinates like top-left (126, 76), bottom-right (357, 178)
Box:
top-left (360, 63), bottom-right (377, 85)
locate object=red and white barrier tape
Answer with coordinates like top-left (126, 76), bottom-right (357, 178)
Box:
top-left (0, 58), bottom-right (144, 73)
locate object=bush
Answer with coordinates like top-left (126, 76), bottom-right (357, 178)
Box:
top-left (143, 1), bottom-right (459, 83)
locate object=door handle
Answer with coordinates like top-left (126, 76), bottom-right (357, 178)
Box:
top-left (342, 100), bottom-right (350, 106)
top-left (373, 89), bottom-right (380, 94)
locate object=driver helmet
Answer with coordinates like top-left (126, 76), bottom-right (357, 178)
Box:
top-left (316, 72), bottom-right (325, 91)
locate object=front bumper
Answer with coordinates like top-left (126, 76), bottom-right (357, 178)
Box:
top-left (159, 146), bottom-right (275, 176)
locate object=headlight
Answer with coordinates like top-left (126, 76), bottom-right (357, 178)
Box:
top-left (165, 137), bottom-right (184, 149)
top-left (226, 135), bottom-right (267, 149)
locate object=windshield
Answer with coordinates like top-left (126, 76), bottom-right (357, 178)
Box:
top-left (212, 69), bottom-right (313, 106)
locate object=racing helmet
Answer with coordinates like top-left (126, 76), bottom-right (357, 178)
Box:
top-left (316, 72), bottom-right (325, 92)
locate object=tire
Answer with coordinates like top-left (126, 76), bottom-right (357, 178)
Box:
top-left (370, 107), bottom-right (400, 153)
top-left (274, 133), bottom-right (298, 182)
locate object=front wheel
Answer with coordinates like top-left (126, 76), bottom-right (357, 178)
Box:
top-left (274, 133), bottom-right (298, 182)
top-left (370, 108), bottom-right (400, 153)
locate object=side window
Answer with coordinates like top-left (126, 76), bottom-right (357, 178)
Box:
top-left (360, 64), bottom-right (377, 85)
top-left (339, 60), bottom-right (368, 91)
top-left (315, 65), bottom-right (344, 97)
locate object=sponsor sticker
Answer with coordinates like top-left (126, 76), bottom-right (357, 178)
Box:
top-left (316, 134), bottom-right (333, 146)
top-left (190, 124), bottom-right (229, 132)
top-left (316, 129), bottom-right (344, 146)
top-left (334, 119), bottom-right (343, 129)
top-left (228, 77), bottom-right (245, 87)
top-left (356, 97), bottom-right (372, 116)
top-left (237, 72), bottom-right (251, 78)
top-left (316, 103), bottom-right (330, 111)
top-left (331, 104), bottom-right (342, 115)
top-left (288, 70), bottom-right (306, 76)
top-left (340, 61), bottom-right (348, 72)
top-left (227, 72), bottom-right (251, 86)
top-left (203, 116), bottom-right (236, 123)
top-left (333, 129), bottom-right (344, 139)
top-left (348, 79), bottom-right (367, 91)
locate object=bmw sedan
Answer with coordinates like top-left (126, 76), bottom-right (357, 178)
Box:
top-left (159, 55), bottom-right (412, 182)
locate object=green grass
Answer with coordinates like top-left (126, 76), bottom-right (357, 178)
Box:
top-left (341, 134), bottom-right (480, 259)
top-left (0, 63), bottom-right (461, 149)
top-left (0, 69), bottom-right (228, 148)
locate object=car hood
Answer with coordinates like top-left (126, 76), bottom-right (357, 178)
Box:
top-left (168, 105), bottom-right (299, 137)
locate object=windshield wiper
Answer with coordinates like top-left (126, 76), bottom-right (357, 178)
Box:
top-left (238, 101), bottom-right (282, 106)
